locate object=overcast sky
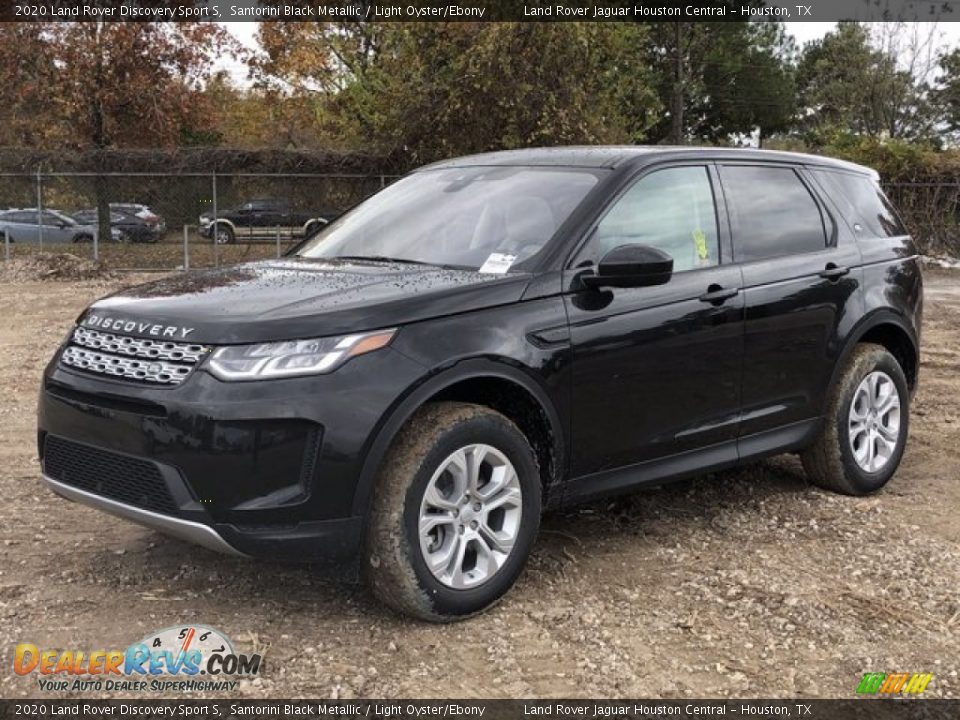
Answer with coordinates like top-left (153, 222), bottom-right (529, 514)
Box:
top-left (217, 21), bottom-right (960, 86)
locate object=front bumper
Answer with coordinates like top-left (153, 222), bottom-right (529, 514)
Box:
top-left (43, 473), bottom-right (245, 556)
top-left (132, 228), bottom-right (163, 243)
top-left (38, 347), bottom-right (425, 560)
top-left (43, 470), bottom-right (363, 559)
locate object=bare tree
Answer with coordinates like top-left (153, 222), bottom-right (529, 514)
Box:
top-left (868, 21), bottom-right (941, 139)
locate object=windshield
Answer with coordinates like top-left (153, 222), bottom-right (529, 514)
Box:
top-left (296, 166), bottom-right (601, 271)
top-left (49, 212), bottom-right (75, 226)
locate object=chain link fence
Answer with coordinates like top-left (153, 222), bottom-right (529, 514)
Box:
top-left (0, 171), bottom-right (399, 271)
top-left (1, 172), bottom-right (958, 271)
top-left (884, 182), bottom-right (960, 257)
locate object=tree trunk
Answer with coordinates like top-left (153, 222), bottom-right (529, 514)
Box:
top-left (669, 23), bottom-right (684, 144)
top-left (90, 22), bottom-right (112, 246)
top-left (92, 115), bottom-right (111, 246)
top-left (94, 173), bottom-right (110, 247)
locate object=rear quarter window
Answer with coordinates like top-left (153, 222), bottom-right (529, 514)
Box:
top-left (812, 170), bottom-right (907, 238)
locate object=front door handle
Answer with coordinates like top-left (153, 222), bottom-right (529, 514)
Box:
top-left (699, 285), bottom-right (739, 305)
top-left (819, 263), bottom-right (850, 280)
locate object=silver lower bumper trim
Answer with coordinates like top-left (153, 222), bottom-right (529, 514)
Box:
top-left (42, 474), bottom-right (247, 557)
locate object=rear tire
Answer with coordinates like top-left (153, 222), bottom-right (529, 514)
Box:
top-left (363, 402), bottom-right (541, 622)
top-left (801, 343), bottom-right (910, 496)
top-left (73, 234), bottom-right (92, 244)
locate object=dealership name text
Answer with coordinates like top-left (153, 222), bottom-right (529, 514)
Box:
top-left (524, 5), bottom-right (793, 18)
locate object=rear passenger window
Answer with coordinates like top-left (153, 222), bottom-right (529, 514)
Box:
top-left (721, 166), bottom-right (827, 262)
top-left (812, 170), bottom-right (906, 238)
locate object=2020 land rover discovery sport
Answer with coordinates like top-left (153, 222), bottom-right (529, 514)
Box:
top-left (38, 147), bottom-right (922, 621)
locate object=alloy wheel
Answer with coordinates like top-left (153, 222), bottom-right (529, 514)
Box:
top-left (848, 370), bottom-right (901, 473)
top-left (418, 444), bottom-right (522, 589)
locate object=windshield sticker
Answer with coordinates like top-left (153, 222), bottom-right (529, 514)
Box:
top-left (479, 253), bottom-right (517, 274)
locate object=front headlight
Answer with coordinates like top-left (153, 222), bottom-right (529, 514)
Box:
top-left (206, 329), bottom-right (396, 381)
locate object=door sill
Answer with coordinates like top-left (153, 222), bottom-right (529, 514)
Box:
top-left (561, 418), bottom-right (822, 506)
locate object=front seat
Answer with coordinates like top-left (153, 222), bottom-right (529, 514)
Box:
top-left (501, 196), bottom-right (558, 260)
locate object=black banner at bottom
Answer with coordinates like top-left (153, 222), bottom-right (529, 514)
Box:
top-left (2, 700), bottom-right (959, 720)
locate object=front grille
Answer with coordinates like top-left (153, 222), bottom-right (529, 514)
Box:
top-left (59, 326), bottom-right (209, 385)
top-left (44, 435), bottom-right (179, 515)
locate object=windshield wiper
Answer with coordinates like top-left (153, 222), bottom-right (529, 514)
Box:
top-left (330, 255), bottom-right (474, 270)
top-left (331, 255), bottom-right (434, 266)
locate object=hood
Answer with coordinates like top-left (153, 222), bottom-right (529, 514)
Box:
top-left (80, 258), bottom-right (532, 344)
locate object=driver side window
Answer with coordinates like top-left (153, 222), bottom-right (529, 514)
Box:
top-left (590, 166), bottom-right (720, 273)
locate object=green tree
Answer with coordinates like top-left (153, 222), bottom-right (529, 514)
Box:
top-left (932, 48), bottom-right (960, 139)
top-left (254, 22), bottom-right (661, 166)
top-left (642, 20), bottom-right (796, 144)
top-left (796, 22), bottom-right (937, 143)
top-left (700, 23), bottom-right (797, 145)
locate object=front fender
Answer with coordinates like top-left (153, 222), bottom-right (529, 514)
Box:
top-left (302, 218), bottom-right (329, 232)
top-left (349, 357), bottom-right (565, 518)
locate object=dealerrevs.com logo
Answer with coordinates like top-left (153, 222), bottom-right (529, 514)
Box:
top-left (856, 672), bottom-right (934, 696)
top-left (14, 625), bottom-right (263, 693)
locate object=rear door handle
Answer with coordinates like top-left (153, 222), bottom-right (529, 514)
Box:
top-left (819, 263), bottom-right (850, 280)
top-left (699, 285), bottom-right (739, 305)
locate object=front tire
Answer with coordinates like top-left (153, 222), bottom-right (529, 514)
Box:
top-left (363, 402), bottom-right (541, 622)
top-left (213, 223), bottom-right (234, 245)
top-left (801, 343), bottom-right (910, 495)
top-left (304, 219), bottom-right (326, 237)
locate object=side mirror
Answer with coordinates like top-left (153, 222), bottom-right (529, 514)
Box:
top-left (582, 244), bottom-right (673, 289)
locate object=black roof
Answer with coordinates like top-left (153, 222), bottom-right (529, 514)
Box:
top-left (420, 146), bottom-right (875, 176)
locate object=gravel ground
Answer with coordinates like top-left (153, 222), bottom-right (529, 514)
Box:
top-left (0, 270), bottom-right (958, 699)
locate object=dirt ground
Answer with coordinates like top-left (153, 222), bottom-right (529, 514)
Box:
top-left (4, 240), bottom-right (298, 272)
top-left (1, 269), bottom-right (958, 700)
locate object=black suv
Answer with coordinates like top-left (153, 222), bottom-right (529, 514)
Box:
top-left (199, 198), bottom-right (335, 244)
top-left (38, 148), bottom-right (922, 621)
top-left (72, 209), bottom-right (161, 244)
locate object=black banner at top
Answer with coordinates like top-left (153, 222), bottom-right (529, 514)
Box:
top-left (2, 700), bottom-right (960, 720)
top-left (3, 0), bottom-right (959, 23)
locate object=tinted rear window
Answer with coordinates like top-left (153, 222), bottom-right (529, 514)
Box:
top-left (721, 165), bottom-right (827, 262)
top-left (812, 170), bottom-right (906, 238)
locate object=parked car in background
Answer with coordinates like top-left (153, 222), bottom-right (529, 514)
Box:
top-left (111, 203), bottom-right (166, 235)
top-left (199, 198), bottom-right (336, 244)
top-left (0, 209), bottom-right (122, 244)
top-left (73, 209), bottom-right (161, 244)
